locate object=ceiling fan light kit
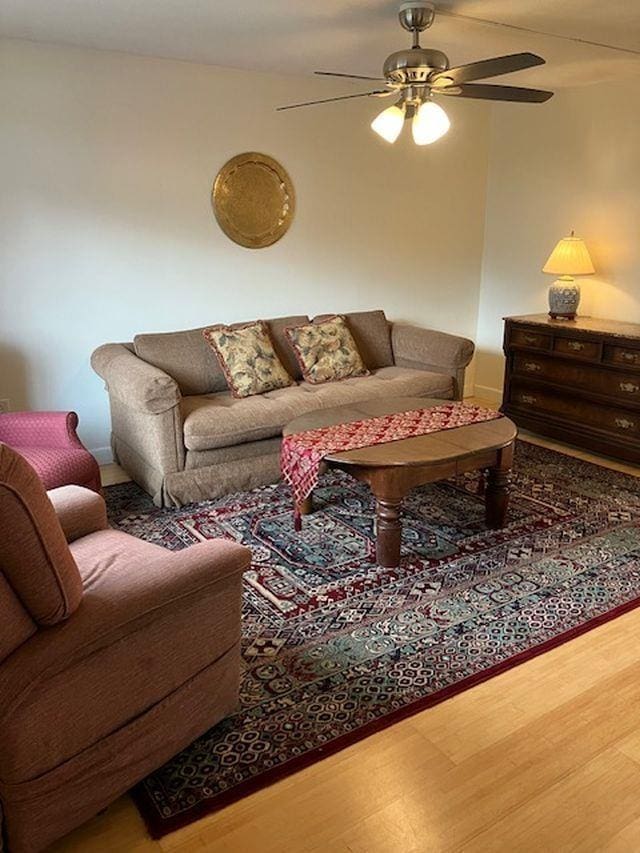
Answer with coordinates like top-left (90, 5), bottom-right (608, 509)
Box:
top-left (411, 100), bottom-right (450, 145)
top-left (370, 103), bottom-right (406, 143)
top-left (277, 1), bottom-right (554, 147)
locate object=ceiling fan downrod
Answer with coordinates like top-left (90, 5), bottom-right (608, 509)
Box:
top-left (398, 1), bottom-right (436, 49)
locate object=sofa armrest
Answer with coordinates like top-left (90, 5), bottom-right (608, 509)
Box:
top-left (48, 485), bottom-right (109, 543)
top-left (391, 323), bottom-right (475, 370)
top-left (91, 343), bottom-right (181, 414)
top-left (0, 411), bottom-right (84, 449)
top-left (391, 323), bottom-right (475, 401)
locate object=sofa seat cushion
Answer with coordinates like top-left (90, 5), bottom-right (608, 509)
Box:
top-left (182, 386), bottom-right (322, 451)
top-left (299, 366), bottom-right (453, 406)
top-left (182, 367), bottom-right (453, 452)
top-left (0, 530), bottom-right (246, 783)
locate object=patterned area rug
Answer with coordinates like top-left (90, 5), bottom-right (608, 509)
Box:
top-left (104, 441), bottom-right (640, 838)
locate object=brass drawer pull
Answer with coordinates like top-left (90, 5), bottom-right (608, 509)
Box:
top-left (520, 394), bottom-right (537, 405)
top-left (524, 362), bottom-right (542, 373)
top-left (567, 341), bottom-right (585, 352)
top-left (622, 351), bottom-right (640, 363)
top-left (523, 334), bottom-right (538, 345)
top-left (615, 417), bottom-right (636, 431)
top-left (619, 381), bottom-right (640, 394)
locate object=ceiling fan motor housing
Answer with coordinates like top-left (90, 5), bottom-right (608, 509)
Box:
top-left (383, 47), bottom-right (449, 83)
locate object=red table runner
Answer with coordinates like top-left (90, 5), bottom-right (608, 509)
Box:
top-left (281, 403), bottom-right (503, 529)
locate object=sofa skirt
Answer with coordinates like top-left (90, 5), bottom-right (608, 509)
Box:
top-left (164, 439), bottom-right (282, 507)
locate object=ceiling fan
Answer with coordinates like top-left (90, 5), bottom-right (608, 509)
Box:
top-left (277, 1), bottom-right (554, 146)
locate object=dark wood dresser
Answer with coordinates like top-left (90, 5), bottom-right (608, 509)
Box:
top-left (502, 314), bottom-right (640, 464)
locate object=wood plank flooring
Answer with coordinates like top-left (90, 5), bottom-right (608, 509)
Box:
top-left (53, 407), bottom-right (640, 853)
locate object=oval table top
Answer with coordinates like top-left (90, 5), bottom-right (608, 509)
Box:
top-left (283, 397), bottom-right (517, 469)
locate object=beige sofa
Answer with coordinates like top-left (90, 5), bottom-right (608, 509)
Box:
top-left (92, 310), bottom-right (474, 507)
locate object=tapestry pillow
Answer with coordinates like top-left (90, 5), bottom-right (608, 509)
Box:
top-left (285, 315), bottom-right (369, 384)
top-left (312, 310), bottom-right (393, 370)
top-left (202, 321), bottom-right (294, 399)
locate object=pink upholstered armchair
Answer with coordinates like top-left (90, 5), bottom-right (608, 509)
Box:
top-left (0, 442), bottom-right (251, 852)
top-left (0, 411), bottom-right (101, 493)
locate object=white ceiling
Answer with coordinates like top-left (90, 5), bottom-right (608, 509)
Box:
top-left (1, 0), bottom-right (639, 89)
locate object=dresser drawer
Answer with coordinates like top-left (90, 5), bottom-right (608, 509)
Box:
top-left (553, 336), bottom-right (600, 361)
top-left (603, 344), bottom-right (640, 368)
top-left (509, 328), bottom-right (552, 351)
top-left (510, 382), bottom-right (640, 438)
top-left (512, 353), bottom-right (640, 405)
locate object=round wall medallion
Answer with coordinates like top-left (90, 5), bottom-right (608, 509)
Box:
top-left (212, 152), bottom-right (295, 249)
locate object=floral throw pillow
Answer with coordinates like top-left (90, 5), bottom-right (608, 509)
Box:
top-left (285, 315), bottom-right (369, 384)
top-left (203, 321), bottom-right (294, 398)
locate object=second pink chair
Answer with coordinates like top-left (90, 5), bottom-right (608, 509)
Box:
top-left (0, 411), bottom-right (101, 493)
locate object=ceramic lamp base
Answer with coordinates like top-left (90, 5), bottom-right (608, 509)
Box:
top-left (548, 277), bottom-right (580, 321)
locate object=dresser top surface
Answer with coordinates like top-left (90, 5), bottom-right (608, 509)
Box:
top-left (505, 314), bottom-right (640, 340)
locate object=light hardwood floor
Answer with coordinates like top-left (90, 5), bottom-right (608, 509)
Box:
top-left (53, 410), bottom-right (640, 853)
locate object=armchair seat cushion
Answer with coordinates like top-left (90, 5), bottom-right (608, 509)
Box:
top-left (0, 530), bottom-right (249, 784)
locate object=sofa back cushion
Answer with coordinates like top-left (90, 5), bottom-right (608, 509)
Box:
top-left (313, 310), bottom-right (393, 370)
top-left (0, 443), bottom-right (83, 628)
top-left (265, 316), bottom-right (309, 381)
top-left (134, 327), bottom-right (227, 396)
top-left (134, 316), bottom-right (309, 395)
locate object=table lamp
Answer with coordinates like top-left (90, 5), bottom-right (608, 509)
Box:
top-left (543, 230), bottom-right (595, 320)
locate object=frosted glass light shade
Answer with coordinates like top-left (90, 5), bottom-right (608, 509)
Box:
top-left (371, 104), bottom-right (405, 143)
top-left (412, 101), bottom-right (450, 145)
top-left (543, 233), bottom-right (595, 276)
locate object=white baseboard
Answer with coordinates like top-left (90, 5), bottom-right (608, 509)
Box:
top-left (473, 385), bottom-right (502, 404)
top-left (91, 446), bottom-right (113, 465)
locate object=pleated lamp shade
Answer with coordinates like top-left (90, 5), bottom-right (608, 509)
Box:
top-left (543, 231), bottom-right (595, 277)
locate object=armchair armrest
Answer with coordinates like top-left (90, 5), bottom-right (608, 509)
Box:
top-left (91, 343), bottom-right (180, 414)
top-left (48, 485), bottom-right (109, 543)
top-left (0, 535), bottom-right (251, 785)
top-left (0, 411), bottom-right (83, 449)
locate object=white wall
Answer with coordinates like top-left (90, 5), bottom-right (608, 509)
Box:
top-left (0, 39), bottom-right (491, 459)
top-left (476, 78), bottom-right (640, 399)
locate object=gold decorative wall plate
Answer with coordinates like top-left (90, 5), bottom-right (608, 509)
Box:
top-left (212, 153), bottom-right (295, 249)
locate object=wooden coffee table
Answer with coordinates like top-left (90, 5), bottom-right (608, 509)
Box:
top-left (284, 397), bottom-right (517, 569)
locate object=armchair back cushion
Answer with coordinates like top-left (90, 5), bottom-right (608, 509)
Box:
top-left (134, 315), bottom-right (310, 395)
top-left (0, 443), bottom-right (83, 629)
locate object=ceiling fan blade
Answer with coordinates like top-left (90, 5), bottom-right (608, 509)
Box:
top-left (431, 52), bottom-right (545, 86)
top-left (276, 90), bottom-right (389, 111)
top-left (315, 71), bottom-right (387, 82)
top-left (436, 83), bottom-right (553, 103)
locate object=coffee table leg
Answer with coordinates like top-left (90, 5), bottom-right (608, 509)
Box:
top-left (297, 495), bottom-right (313, 516)
top-left (485, 466), bottom-right (510, 528)
top-left (376, 497), bottom-right (402, 568)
